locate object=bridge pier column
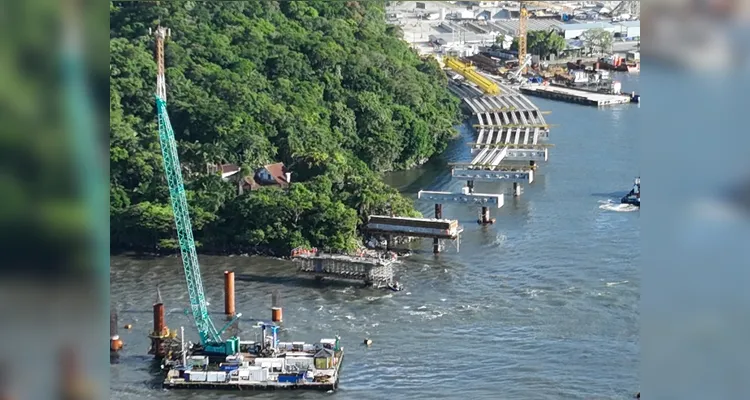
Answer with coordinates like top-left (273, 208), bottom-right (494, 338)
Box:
top-left (513, 182), bottom-right (522, 197)
top-left (466, 180), bottom-right (475, 194)
top-left (386, 234), bottom-right (392, 250)
top-left (433, 203), bottom-right (443, 254)
top-left (478, 206), bottom-right (495, 225)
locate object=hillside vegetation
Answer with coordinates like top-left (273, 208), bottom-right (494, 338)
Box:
top-left (110, 1), bottom-right (461, 255)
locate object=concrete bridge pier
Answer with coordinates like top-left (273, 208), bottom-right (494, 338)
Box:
top-left (478, 206), bottom-right (495, 224)
top-left (433, 203), bottom-right (443, 254)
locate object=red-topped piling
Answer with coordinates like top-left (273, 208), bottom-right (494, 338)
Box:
top-left (272, 289), bottom-right (282, 322)
top-left (110, 310), bottom-right (123, 352)
top-left (224, 271), bottom-right (236, 317)
top-left (153, 303), bottom-right (165, 337)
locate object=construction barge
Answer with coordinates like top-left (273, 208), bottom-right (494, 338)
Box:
top-left (163, 325), bottom-right (344, 391)
top-left (291, 247), bottom-right (399, 289)
top-left (520, 84), bottom-right (635, 107)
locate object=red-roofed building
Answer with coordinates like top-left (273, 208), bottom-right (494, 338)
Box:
top-left (219, 164), bottom-right (241, 181)
top-left (239, 162), bottom-right (291, 193)
top-left (206, 163), bottom-right (242, 181)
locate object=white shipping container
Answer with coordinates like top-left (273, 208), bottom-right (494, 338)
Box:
top-left (206, 371), bottom-right (227, 382)
top-left (255, 357), bottom-right (285, 371)
top-left (250, 369), bottom-right (267, 382)
top-left (255, 371), bottom-right (268, 382)
top-left (302, 344), bottom-right (315, 352)
top-left (187, 371), bottom-right (207, 382)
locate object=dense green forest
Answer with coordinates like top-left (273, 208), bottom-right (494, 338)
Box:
top-left (110, 1), bottom-right (462, 256)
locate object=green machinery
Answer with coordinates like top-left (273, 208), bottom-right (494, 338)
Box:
top-left (153, 26), bottom-right (240, 356)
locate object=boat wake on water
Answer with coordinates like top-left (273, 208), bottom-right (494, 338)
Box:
top-left (598, 199), bottom-right (639, 212)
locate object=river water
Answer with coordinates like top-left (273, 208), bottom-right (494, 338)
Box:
top-left (110, 74), bottom-right (640, 400)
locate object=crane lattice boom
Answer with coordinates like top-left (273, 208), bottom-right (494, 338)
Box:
top-left (152, 26), bottom-right (240, 356)
top-left (155, 96), bottom-right (220, 345)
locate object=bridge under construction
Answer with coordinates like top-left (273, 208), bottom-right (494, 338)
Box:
top-left (421, 69), bottom-right (553, 225)
top-left (363, 214), bottom-right (463, 254)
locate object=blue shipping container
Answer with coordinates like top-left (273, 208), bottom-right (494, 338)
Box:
top-left (278, 374), bottom-right (299, 383)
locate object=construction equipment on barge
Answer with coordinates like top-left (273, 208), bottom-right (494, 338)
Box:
top-left (163, 325), bottom-right (344, 391)
top-left (151, 25), bottom-right (240, 356)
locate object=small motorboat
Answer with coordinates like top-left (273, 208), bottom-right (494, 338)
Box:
top-left (621, 177), bottom-right (640, 207)
top-left (388, 281), bottom-right (403, 292)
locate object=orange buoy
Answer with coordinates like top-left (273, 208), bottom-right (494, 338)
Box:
top-left (271, 307), bottom-right (283, 323)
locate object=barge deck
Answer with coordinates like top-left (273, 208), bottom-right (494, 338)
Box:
top-left (163, 349), bottom-right (344, 391)
top-left (520, 85), bottom-right (632, 107)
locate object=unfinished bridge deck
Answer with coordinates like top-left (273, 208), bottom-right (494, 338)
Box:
top-left (448, 80), bottom-right (552, 179)
top-left (363, 215), bottom-right (463, 240)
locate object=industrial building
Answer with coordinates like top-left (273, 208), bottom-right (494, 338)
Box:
top-left (555, 21), bottom-right (619, 39)
top-left (614, 20), bottom-right (640, 39)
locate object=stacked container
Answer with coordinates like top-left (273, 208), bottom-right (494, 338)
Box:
top-left (206, 371), bottom-right (227, 382)
top-left (186, 371), bottom-right (207, 382)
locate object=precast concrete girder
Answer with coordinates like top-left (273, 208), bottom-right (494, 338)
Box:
top-left (452, 168), bottom-right (534, 184)
top-left (417, 190), bottom-right (504, 208)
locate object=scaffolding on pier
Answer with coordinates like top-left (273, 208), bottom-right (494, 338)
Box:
top-left (291, 248), bottom-right (397, 288)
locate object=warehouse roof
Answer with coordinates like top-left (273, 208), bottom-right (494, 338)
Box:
top-left (557, 21), bottom-right (615, 31)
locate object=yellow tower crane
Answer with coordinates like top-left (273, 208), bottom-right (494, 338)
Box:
top-left (518, 2), bottom-right (529, 75)
top-left (444, 56), bottom-right (501, 96)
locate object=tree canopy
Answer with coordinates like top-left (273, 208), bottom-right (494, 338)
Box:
top-left (581, 28), bottom-right (613, 54)
top-left (110, 1), bottom-right (461, 256)
top-left (511, 30), bottom-right (567, 60)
